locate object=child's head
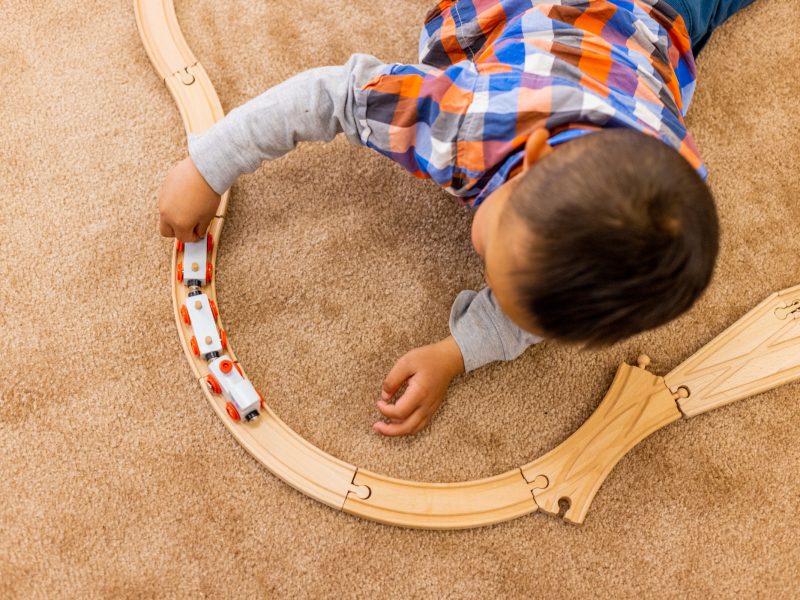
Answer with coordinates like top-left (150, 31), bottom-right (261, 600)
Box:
top-left (471, 127), bottom-right (719, 346)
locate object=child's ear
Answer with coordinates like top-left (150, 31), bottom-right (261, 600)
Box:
top-left (522, 127), bottom-right (554, 170)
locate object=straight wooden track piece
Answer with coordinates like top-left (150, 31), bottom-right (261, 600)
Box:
top-left (665, 284), bottom-right (800, 417)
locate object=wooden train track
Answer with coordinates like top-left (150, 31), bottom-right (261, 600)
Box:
top-left (134, 0), bottom-right (800, 529)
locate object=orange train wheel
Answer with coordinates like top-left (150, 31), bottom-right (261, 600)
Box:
top-left (234, 362), bottom-right (243, 376)
top-left (175, 239), bottom-right (184, 252)
top-left (220, 329), bottom-right (227, 350)
top-left (180, 305), bottom-right (190, 325)
top-left (206, 374), bottom-right (221, 394)
top-left (207, 233), bottom-right (213, 253)
top-left (190, 336), bottom-right (200, 356)
top-left (226, 402), bottom-right (240, 421)
top-left (257, 389), bottom-right (265, 410)
top-left (209, 299), bottom-right (218, 320)
top-left (206, 263), bottom-right (212, 284)
top-left (177, 261), bottom-right (183, 282)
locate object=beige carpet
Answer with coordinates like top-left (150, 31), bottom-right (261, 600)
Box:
top-left (2, 0), bottom-right (798, 597)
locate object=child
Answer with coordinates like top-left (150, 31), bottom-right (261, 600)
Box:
top-left (158, 0), bottom-right (755, 436)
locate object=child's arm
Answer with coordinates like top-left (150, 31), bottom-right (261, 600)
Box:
top-left (448, 286), bottom-right (544, 372)
top-left (158, 53), bottom-right (387, 241)
top-left (375, 286), bottom-right (543, 436)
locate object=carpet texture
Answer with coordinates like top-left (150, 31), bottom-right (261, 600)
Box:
top-left (2, 0), bottom-right (798, 597)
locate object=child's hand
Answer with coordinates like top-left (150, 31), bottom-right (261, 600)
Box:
top-left (374, 336), bottom-right (465, 436)
top-left (158, 156), bottom-right (221, 242)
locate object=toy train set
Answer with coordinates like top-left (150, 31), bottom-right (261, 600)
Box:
top-left (136, 0), bottom-right (800, 529)
top-left (177, 233), bottom-right (264, 423)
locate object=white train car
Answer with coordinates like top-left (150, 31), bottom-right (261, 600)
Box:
top-left (175, 232), bottom-right (263, 423)
top-left (180, 291), bottom-right (227, 360)
top-left (206, 356), bottom-right (264, 422)
top-left (176, 233), bottom-right (213, 286)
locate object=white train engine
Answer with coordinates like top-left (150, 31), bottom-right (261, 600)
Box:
top-left (176, 233), bottom-right (264, 422)
top-left (207, 356), bottom-right (264, 422)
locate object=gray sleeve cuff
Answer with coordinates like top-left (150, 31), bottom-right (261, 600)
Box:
top-left (448, 287), bottom-right (544, 373)
top-left (186, 53), bottom-right (388, 195)
top-left (187, 129), bottom-right (243, 196)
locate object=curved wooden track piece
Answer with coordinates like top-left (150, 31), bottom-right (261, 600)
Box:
top-left (136, 0), bottom-right (800, 529)
top-left (343, 469), bottom-right (538, 529)
top-left (136, 0), bottom-right (371, 512)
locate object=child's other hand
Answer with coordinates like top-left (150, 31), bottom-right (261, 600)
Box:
top-left (158, 156), bottom-right (221, 242)
top-left (374, 336), bottom-right (465, 437)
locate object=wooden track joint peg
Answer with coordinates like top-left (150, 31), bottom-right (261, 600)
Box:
top-left (524, 473), bottom-right (548, 492)
top-left (520, 361), bottom-right (682, 525)
top-left (176, 66), bottom-right (196, 86)
top-left (773, 299), bottom-right (800, 320)
top-left (347, 480), bottom-right (371, 501)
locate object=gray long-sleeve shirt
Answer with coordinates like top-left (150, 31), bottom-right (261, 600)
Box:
top-left (187, 53), bottom-right (543, 372)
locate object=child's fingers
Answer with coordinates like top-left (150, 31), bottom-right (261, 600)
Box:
top-left (175, 225), bottom-right (201, 243)
top-left (376, 382), bottom-right (423, 419)
top-left (373, 407), bottom-right (426, 436)
top-left (381, 354), bottom-right (415, 400)
top-left (376, 398), bottom-right (415, 420)
top-left (193, 214), bottom-right (215, 239)
top-left (159, 219), bottom-right (175, 238)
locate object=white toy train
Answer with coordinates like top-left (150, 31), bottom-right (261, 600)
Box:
top-left (177, 233), bottom-right (264, 422)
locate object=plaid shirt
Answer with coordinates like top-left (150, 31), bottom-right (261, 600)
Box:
top-left (354, 0), bottom-right (704, 208)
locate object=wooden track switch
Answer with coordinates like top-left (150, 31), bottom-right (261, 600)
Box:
top-left (521, 359), bottom-right (682, 525)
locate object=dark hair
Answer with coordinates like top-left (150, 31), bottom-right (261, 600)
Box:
top-left (504, 128), bottom-right (719, 347)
